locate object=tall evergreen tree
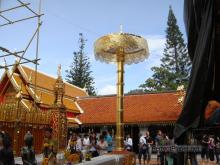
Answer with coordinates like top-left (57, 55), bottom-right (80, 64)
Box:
top-left (140, 6), bottom-right (191, 92)
top-left (66, 33), bottom-right (96, 96)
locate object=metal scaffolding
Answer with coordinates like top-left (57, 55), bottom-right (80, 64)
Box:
top-left (0, 0), bottom-right (43, 109)
top-left (0, 0), bottom-right (43, 68)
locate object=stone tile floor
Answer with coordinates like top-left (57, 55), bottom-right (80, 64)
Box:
top-left (136, 159), bottom-right (219, 165)
top-left (135, 154), bottom-right (220, 165)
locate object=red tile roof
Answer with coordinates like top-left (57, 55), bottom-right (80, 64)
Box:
top-left (78, 92), bottom-right (182, 125)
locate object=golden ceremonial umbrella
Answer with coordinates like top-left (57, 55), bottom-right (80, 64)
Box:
top-left (94, 32), bottom-right (149, 151)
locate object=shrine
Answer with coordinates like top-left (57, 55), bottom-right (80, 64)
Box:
top-left (0, 61), bottom-right (87, 155)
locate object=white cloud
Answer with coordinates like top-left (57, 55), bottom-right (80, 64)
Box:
top-left (94, 73), bottom-right (116, 91)
top-left (98, 84), bottom-right (116, 95)
top-left (88, 53), bottom-right (96, 63)
top-left (96, 76), bottom-right (115, 85)
top-left (143, 35), bottom-right (166, 68)
top-left (145, 35), bottom-right (166, 55)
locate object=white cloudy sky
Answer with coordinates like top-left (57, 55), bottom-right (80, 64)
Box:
top-left (0, 0), bottom-right (185, 95)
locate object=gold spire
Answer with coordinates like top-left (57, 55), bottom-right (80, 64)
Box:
top-left (54, 64), bottom-right (65, 107)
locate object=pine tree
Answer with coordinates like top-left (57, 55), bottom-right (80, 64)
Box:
top-left (140, 6), bottom-right (191, 92)
top-left (66, 33), bottom-right (96, 96)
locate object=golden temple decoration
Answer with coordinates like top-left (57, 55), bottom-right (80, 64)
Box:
top-left (64, 152), bottom-right (80, 164)
top-left (177, 85), bottom-right (186, 106)
top-left (94, 33), bottom-right (149, 64)
top-left (0, 103), bottom-right (51, 124)
top-left (94, 32), bottom-right (149, 151)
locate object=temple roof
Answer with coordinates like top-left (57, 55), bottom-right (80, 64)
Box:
top-left (0, 64), bottom-right (88, 114)
top-left (19, 65), bottom-right (87, 98)
top-left (78, 91), bottom-right (182, 125)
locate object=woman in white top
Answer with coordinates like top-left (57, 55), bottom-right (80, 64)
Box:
top-left (67, 133), bottom-right (82, 152)
top-left (82, 134), bottom-right (90, 151)
top-left (97, 135), bottom-right (108, 156)
top-left (124, 134), bottom-right (133, 151)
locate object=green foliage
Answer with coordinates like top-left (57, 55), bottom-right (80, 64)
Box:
top-left (140, 6), bottom-right (191, 92)
top-left (127, 89), bottom-right (145, 94)
top-left (66, 33), bottom-right (96, 96)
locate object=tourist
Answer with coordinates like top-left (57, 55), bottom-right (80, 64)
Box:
top-left (161, 133), bottom-right (169, 165)
top-left (165, 134), bottom-right (175, 165)
top-left (21, 132), bottom-right (37, 165)
top-left (124, 134), bottom-right (133, 152)
top-left (155, 130), bottom-right (163, 163)
top-left (97, 135), bottom-right (108, 156)
top-left (82, 134), bottom-right (90, 151)
top-left (67, 132), bottom-right (82, 152)
top-left (42, 127), bottom-right (58, 165)
top-left (89, 132), bottom-right (99, 157)
top-left (215, 136), bottom-right (220, 164)
top-left (66, 132), bottom-right (83, 163)
top-left (138, 133), bottom-right (147, 165)
top-left (208, 136), bottom-right (215, 162)
top-left (103, 130), bottom-right (113, 153)
top-left (145, 131), bottom-right (153, 165)
top-left (0, 133), bottom-right (15, 165)
top-left (201, 134), bottom-right (209, 164)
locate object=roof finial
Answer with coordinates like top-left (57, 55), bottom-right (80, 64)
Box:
top-left (120, 24), bottom-right (123, 33)
top-left (57, 64), bottom-right (62, 78)
top-left (29, 71), bottom-right (33, 82)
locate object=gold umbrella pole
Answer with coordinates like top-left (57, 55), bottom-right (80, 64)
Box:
top-left (116, 48), bottom-right (124, 151)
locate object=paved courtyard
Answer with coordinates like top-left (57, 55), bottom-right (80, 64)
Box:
top-left (15, 153), bottom-right (220, 165)
top-left (135, 154), bottom-right (219, 165)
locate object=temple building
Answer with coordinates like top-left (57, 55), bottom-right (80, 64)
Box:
top-left (77, 92), bottom-right (182, 152)
top-left (0, 61), bottom-right (183, 154)
top-left (0, 62), bottom-right (87, 154)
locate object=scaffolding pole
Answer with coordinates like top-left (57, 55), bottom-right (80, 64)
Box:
top-left (0, 3), bottom-right (30, 14)
top-left (0, 0), bottom-right (43, 111)
top-left (34, 0), bottom-right (42, 110)
top-left (0, 14), bottom-right (43, 27)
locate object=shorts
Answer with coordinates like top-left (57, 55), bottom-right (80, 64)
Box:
top-left (138, 148), bottom-right (147, 160)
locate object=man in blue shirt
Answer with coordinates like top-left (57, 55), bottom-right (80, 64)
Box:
top-left (104, 131), bottom-right (113, 152)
